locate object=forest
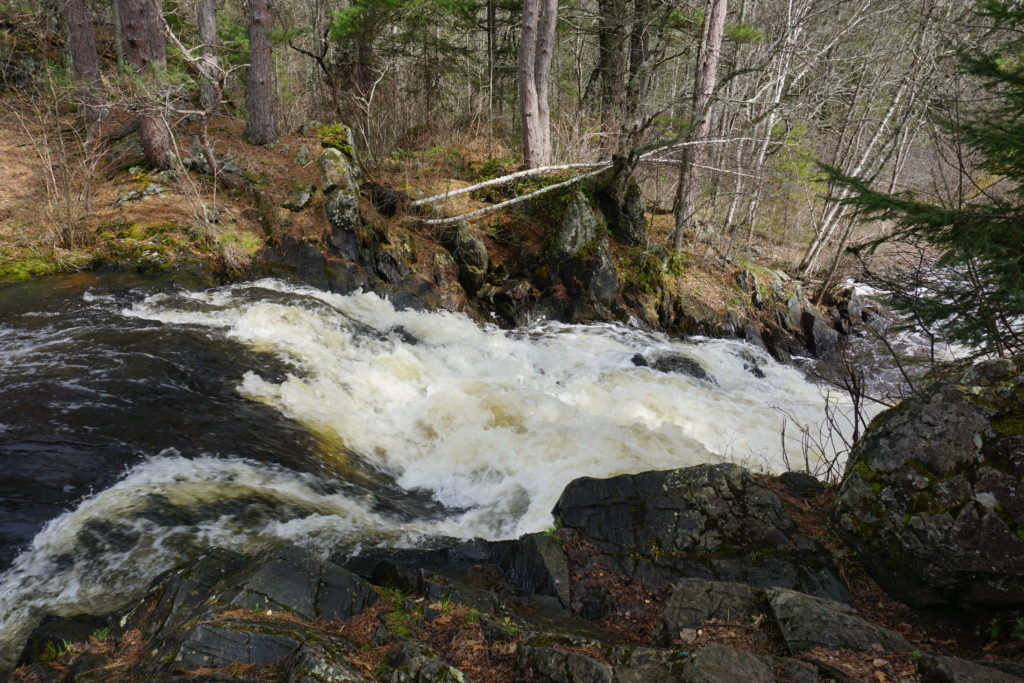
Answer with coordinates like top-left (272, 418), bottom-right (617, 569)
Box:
top-left (0, 0), bottom-right (1008, 275)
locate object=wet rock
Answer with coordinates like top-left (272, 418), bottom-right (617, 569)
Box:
top-left (226, 545), bottom-right (379, 622)
top-left (596, 181), bottom-right (646, 247)
top-left (487, 278), bottom-right (538, 327)
top-left (766, 587), bottom-right (912, 654)
top-left (177, 618), bottom-right (305, 670)
top-left (917, 654), bottom-right (1024, 683)
top-left (832, 358), bottom-right (1024, 608)
top-left (387, 276), bottom-right (443, 312)
top-left (777, 471), bottom-right (824, 499)
top-left (658, 578), bottom-right (762, 643)
top-left (801, 306), bottom-right (839, 359)
top-left (553, 464), bottom-right (847, 602)
top-left (520, 645), bottom-right (614, 683)
top-left (644, 352), bottom-right (712, 383)
top-left (677, 644), bottom-right (776, 683)
top-left (259, 237), bottom-right (329, 289)
top-left (440, 220), bottom-right (489, 295)
top-left (561, 241), bottom-right (619, 314)
top-left (431, 251), bottom-right (469, 312)
top-left (343, 532), bottom-right (571, 613)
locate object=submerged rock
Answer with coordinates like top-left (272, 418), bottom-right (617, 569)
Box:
top-left (553, 463), bottom-right (848, 602)
top-left (832, 357), bottom-right (1024, 608)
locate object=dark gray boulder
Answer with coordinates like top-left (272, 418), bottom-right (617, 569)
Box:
top-left (549, 191), bottom-right (601, 262)
top-left (596, 181), bottom-right (646, 247)
top-left (520, 645), bottom-right (614, 683)
top-left (831, 358), bottom-right (1024, 608)
top-left (917, 654), bottom-right (1024, 683)
top-left (552, 464), bottom-right (847, 602)
top-left (440, 220), bottom-right (489, 295)
top-left (226, 545), bottom-right (379, 622)
top-left (766, 587), bottom-right (912, 654)
top-left (657, 578), bottom-right (762, 644)
top-left (676, 644), bottom-right (776, 683)
top-left (342, 532), bottom-right (571, 613)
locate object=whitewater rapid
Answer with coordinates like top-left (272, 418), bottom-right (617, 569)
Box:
top-left (0, 279), bottom-right (866, 665)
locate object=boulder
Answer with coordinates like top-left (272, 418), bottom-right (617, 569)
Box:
top-left (549, 191), bottom-right (601, 262)
top-left (596, 181), bottom-right (646, 247)
top-left (676, 644), bottom-right (776, 683)
top-left (658, 578), bottom-right (762, 643)
top-left (320, 148), bottom-right (361, 234)
top-left (343, 532), bottom-right (571, 613)
top-left (766, 587), bottom-right (912, 654)
top-left (441, 220), bottom-right (489, 295)
top-left (917, 655), bottom-right (1024, 683)
top-left (520, 645), bottom-right (614, 683)
top-left (831, 358), bottom-right (1024, 608)
top-left (552, 464), bottom-right (848, 602)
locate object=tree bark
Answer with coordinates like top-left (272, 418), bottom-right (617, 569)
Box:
top-left (246, 0), bottom-right (277, 145)
top-left (519, 0), bottom-right (541, 167)
top-left (672, 0), bottom-right (728, 251)
top-left (196, 0), bottom-right (219, 111)
top-left (596, 0), bottom-right (627, 126)
top-left (64, 0), bottom-right (103, 127)
top-left (116, 0), bottom-right (172, 168)
top-left (535, 0), bottom-right (557, 163)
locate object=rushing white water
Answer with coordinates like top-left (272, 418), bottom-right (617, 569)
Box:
top-left (0, 279), bottom-right (865, 666)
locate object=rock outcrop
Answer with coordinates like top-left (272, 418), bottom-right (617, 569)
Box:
top-left (552, 463), bottom-right (848, 602)
top-left (832, 357), bottom-right (1024, 608)
top-left (13, 463), bottom-right (1023, 682)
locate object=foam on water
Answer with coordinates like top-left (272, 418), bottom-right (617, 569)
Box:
top-left (0, 279), bottom-right (865, 665)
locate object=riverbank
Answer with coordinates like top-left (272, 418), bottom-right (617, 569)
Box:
top-left (0, 103), bottom-right (864, 369)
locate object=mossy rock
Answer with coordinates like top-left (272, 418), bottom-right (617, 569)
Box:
top-left (832, 358), bottom-right (1024, 609)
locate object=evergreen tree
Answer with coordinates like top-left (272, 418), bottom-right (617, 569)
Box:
top-left (825, 0), bottom-right (1024, 356)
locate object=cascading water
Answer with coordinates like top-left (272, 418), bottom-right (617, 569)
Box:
top-left (0, 275), bottom-right (869, 666)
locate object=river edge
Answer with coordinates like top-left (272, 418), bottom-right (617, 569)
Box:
top-left (6, 457), bottom-right (1024, 681)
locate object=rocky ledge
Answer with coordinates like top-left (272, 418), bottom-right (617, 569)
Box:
top-left (9, 405), bottom-right (1024, 683)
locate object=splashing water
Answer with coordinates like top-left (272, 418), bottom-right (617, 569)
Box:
top-left (0, 278), bottom-right (865, 665)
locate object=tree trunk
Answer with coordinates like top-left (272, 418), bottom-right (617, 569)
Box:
top-left (196, 0), bottom-right (219, 111)
top-left (246, 0), bottom-right (277, 145)
top-left (672, 0), bottom-right (728, 251)
top-left (596, 0), bottom-right (626, 127)
top-left (516, 0), bottom-right (557, 167)
top-left (64, 0), bottom-right (103, 127)
top-left (116, 0), bottom-right (172, 168)
top-left (534, 0), bottom-right (557, 164)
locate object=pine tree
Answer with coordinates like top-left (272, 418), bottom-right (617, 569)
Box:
top-left (825, 0), bottom-right (1024, 356)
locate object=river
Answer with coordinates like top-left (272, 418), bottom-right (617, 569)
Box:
top-left (0, 273), bottom-right (868, 666)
